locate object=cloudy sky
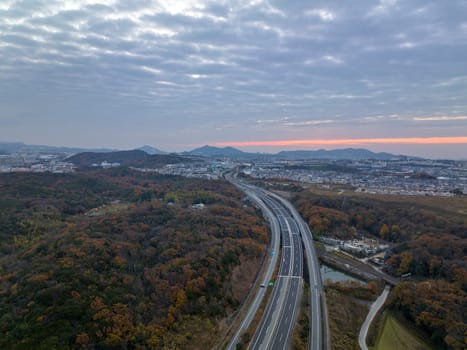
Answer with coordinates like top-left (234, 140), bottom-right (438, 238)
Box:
top-left (1, 0), bottom-right (466, 157)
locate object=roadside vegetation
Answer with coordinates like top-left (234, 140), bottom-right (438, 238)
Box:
top-left (326, 287), bottom-right (367, 350)
top-left (291, 283), bottom-right (310, 350)
top-left (0, 170), bottom-right (268, 349)
top-left (325, 280), bottom-right (382, 350)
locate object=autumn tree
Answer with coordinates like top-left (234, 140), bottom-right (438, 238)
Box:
top-left (379, 223), bottom-right (389, 240)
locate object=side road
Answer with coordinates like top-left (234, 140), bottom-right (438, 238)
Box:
top-left (359, 285), bottom-right (391, 350)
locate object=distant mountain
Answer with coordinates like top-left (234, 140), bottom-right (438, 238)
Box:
top-left (135, 145), bottom-right (167, 155)
top-left (0, 142), bottom-right (25, 153)
top-left (1, 141), bottom-right (419, 161)
top-left (276, 148), bottom-right (398, 160)
top-left (66, 150), bottom-right (191, 168)
top-left (0, 142), bottom-right (114, 154)
top-left (184, 145), bottom-right (253, 158)
top-left (183, 145), bottom-right (402, 160)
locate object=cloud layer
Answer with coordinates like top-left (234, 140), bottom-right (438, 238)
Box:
top-left (0, 0), bottom-right (466, 156)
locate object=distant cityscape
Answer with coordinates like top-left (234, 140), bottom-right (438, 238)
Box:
top-left (0, 152), bottom-right (75, 174)
top-left (1, 142), bottom-right (466, 197)
top-left (149, 158), bottom-right (467, 197)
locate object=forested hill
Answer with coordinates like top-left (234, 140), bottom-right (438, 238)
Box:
top-left (0, 170), bottom-right (268, 349)
top-left (66, 150), bottom-right (192, 168)
top-left (291, 185), bottom-right (466, 349)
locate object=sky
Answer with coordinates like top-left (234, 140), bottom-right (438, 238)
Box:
top-left (0, 0), bottom-right (467, 158)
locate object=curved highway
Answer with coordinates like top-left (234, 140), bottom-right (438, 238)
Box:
top-left (225, 181), bottom-right (281, 350)
top-left (226, 175), bottom-right (327, 350)
top-left (248, 193), bottom-right (303, 350)
top-left (270, 192), bottom-right (329, 350)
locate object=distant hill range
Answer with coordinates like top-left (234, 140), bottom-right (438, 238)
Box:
top-left (183, 145), bottom-right (251, 158)
top-left (0, 142), bottom-right (169, 156)
top-left (135, 145), bottom-right (167, 155)
top-left (276, 148), bottom-right (397, 160)
top-left (184, 145), bottom-right (408, 160)
top-left (0, 142), bottom-right (115, 154)
top-left (66, 150), bottom-right (191, 168)
top-left (1, 141), bottom-right (418, 161)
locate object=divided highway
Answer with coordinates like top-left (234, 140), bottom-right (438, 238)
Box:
top-left (248, 195), bottom-right (303, 350)
top-left (270, 192), bottom-right (329, 350)
top-left (226, 175), bottom-right (327, 350)
top-left (225, 184), bottom-right (281, 350)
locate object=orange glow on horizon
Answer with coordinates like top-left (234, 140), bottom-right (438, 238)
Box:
top-left (213, 136), bottom-right (467, 148)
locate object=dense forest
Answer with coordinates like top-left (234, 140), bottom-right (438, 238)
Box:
top-left (0, 170), bottom-right (268, 349)
top-left (291, 185), bottom-right (466, 349)
top-left (65, 150), bottom-right (193, 169)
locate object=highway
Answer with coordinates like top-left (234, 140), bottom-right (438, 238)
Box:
top-left (267, 190), bottom-right (393, 350)
top-left (270, 192), bottom-right (329, 350)
top-left (226, 175), bottom-right (327, 350)
top-left (225, 181), bottom-right (281, 350)
top-left (248, 194), bottom-right (303, 350)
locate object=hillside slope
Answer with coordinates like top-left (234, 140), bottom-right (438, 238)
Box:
top-left (0, 170), bottom-right (268, 349)
top-left (290, 185), bottom-right (466, 349)
top-left (66, 150), bottom-right (191, 168)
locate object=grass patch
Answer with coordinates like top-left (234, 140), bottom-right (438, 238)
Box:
top-left (84, 202), bottom-right (131, 217)
top-left (372, 312), bottom-right (435, 350)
